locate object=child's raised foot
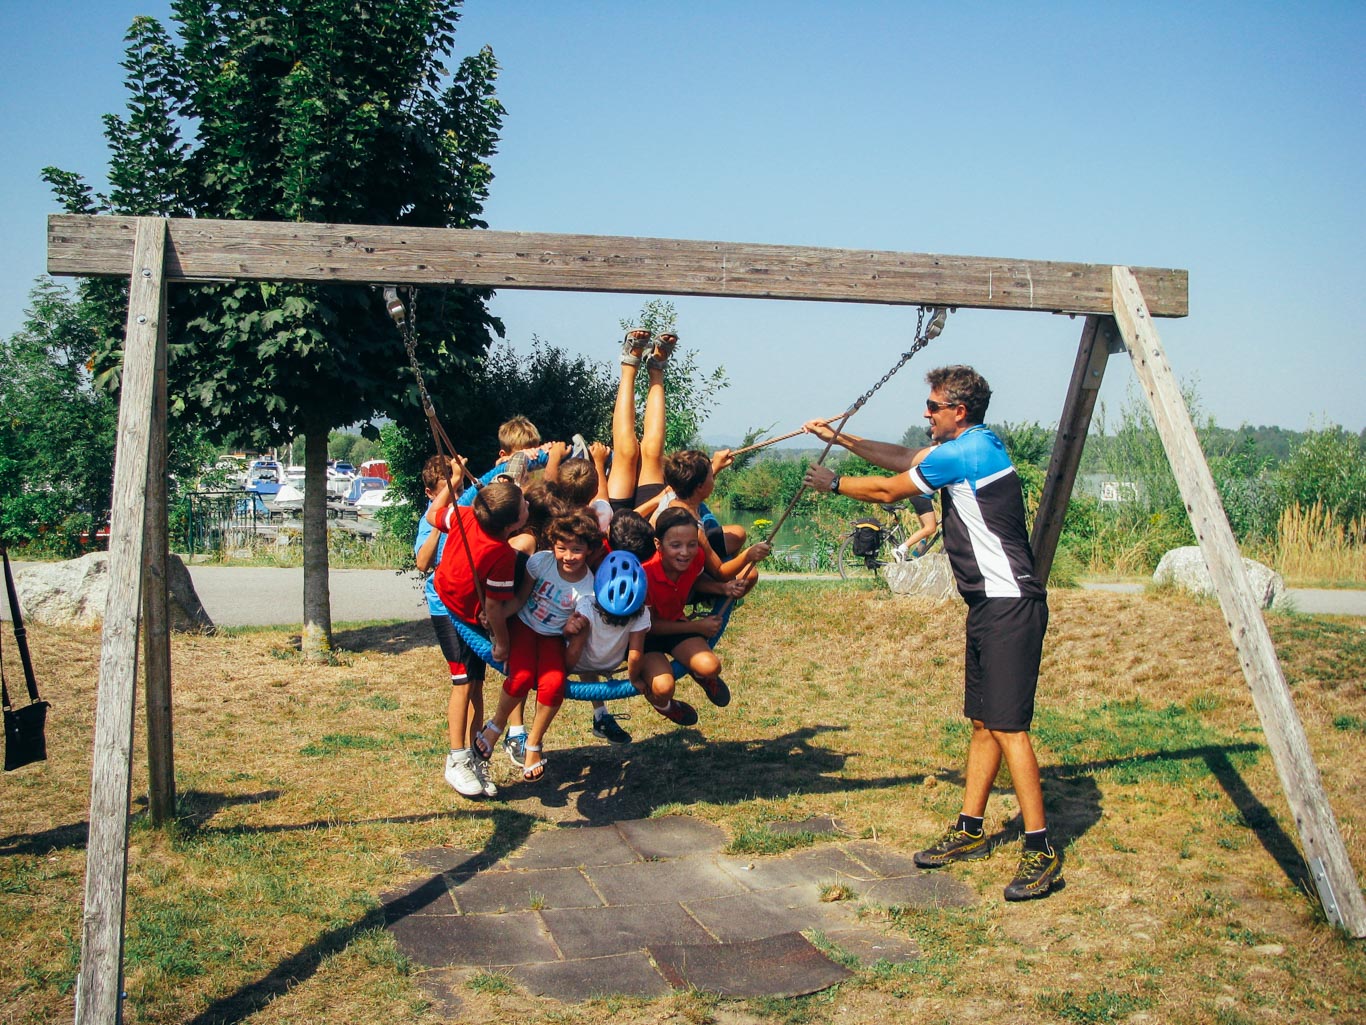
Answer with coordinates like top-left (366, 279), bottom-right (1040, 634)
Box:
top-left (621, 329), bottom-right (652, 367)
top-left (646, 332), bottom-right (678, 371)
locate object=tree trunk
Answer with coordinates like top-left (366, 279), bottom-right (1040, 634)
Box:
top-left (302, 431), bottom-right (333, 659)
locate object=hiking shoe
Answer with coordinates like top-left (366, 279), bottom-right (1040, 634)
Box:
top-left (592, 711), bottom-right (632, 745)
top-left (444, 752), bottom-right (484, 798)
top-left (913, 823), bottom-right (991, 867)
top-left (570, 433), bottom-right (590, 461)
top-left (697, 675), bottom-right (731, 707)
top-left (651, 698), bottom-right (699, 726)
top-left (473, 756), bottom-right (498, 798)
top-left (1004, 845), bottom-right (1064, 901)
top-left (503, 731), bottom-right (527, 768)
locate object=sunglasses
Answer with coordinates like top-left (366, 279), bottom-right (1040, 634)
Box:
top-left (925, 398), bottom-right (963, 413)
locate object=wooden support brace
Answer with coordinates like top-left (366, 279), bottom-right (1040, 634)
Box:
top-left (76, 218), bottom-right (167, 1025)
top-left (143, 279), bottom-right (174, 826)
top-left (1030, 315), bottom-right (1116, 581)
top-left (1111, 265), bottom-right (1366, 937)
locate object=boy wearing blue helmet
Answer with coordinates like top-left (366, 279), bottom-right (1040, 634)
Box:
top-left (564, 549), bottom-right (700, 727)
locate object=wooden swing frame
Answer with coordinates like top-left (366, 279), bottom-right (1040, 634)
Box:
top-left (46, 213), bottom-right (1365, 1024)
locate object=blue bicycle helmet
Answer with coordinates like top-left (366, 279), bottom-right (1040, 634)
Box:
top-left (594, 550), bottom-right (647, 617)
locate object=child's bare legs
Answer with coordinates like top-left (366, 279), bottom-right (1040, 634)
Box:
top-left (638, 652), bottom-right (679, 708)
top-left (608, 343), bottom-right (645, 502)
top-left (638, 364), bottom-right (667, 490)
top-left (450, 680), bottom-right (483, 750)
top-left (722, 524), bottom-right (747, 558)
top-left (525, 699), bottom-right (562, 773)
top-left (673, 636), bottom-right (730, 707)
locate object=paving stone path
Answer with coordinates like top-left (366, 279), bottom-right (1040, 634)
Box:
top-left (381, 815), bottom-right (974, 1011)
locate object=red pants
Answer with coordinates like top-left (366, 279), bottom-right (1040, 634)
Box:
top-left (505, 617), bottom-right (567, 708)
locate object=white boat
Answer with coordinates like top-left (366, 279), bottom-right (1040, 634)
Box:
top-left (355, 485), bottom-right (406, 517)
top-left (272, 482), bottom-right (305, 512)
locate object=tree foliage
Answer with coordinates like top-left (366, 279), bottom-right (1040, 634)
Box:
top-left (42, 2), bottom-right (505, 651)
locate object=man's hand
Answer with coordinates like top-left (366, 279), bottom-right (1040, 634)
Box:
top-left (803, 464), bottom-right (836, 493)
top-left (803, 419), bottom-right (839, 443)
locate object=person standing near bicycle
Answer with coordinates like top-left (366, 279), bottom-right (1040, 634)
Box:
top-left (802, 364), bottom-right (1061, 902)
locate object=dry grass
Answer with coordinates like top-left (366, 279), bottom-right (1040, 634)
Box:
top-left (1256, 502), bottom-right (1366, 589)
top-left (2, 584), bottom-right (1364, 1024)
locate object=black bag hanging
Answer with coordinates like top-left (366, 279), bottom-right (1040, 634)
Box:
top-left (3, 544), bottom-right (49, 771)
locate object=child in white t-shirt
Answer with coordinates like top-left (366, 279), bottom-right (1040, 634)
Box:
top-left (564, 548), bottom-right (701, 728)
top-left (473, 509), bottom-right (600, 782)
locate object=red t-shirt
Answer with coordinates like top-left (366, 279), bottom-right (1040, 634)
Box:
top-left (432, 505), bottom-right (517, 625)
top-left (643, 548), bottom-right (706, 623)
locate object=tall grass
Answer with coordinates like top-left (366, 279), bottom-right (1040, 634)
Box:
top-left (1254, 502), bottom-right (1366, 588)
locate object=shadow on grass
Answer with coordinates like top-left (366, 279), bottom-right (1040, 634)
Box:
top-left (182, 806), bottom-right (539, 1025)
top-left (331, 618), bottom-right (434, 656)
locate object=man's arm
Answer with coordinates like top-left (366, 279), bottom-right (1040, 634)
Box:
top-left (802, 420), bottom-right (925, 472)
top-left (802, 462), bottom-right (926, 504)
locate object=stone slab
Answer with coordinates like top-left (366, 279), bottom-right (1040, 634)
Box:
top-left (379, 875), bottom-right (457, 921)
top-left (585, 857), bottom-right (747, 905)
top-left (684, 885), bottom-right (859, 943)
top-left (507, 952), bottom-right (672, 1002)
top-left (649, 930), bottom-right (853, 998)
top-left (858, 873), bottom-right (976, 909)
top-left (504, 825), bottom-right (641, 869)
top-left (388, 911), bottom-right (559, 968)
top-left (716, 845), bottom-right (876, 891)
top-left (448, 867), bottom-right (603, 914)
top-left (615, 816), bottom-right (727, 859)
top-left (767, 816), bottom-right (848, 836)
top-left (540, 902), bottom-right (716, 959)
top-left (818, 928), bottom-right (921, 967)
top-left (840, 840), bottom-right (926, 879)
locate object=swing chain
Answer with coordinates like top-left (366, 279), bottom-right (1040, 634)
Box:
top-left (844, 305), bottom-right (946, 418)
top-left (389, 286), bottom-right (437, 419)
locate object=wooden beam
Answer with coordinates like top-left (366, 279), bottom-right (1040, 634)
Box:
top-left (143, 278), bottom-right (174, 827)
top-left (1030, 315), bottom-right (1116, 581)
top-left (76, 218), bottom-right (167, 1025)
top-left (48, 214), bottom-right (1189, 317)
top-left (1112, 265), bottom-right (1366, 938)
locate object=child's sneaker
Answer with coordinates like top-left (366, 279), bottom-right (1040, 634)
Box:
top-left (913, 822), bottom-right (991, 867)
top-left (444, 752), bottom-right (483, 798)
top-left (651, 698), bottom-right (699, 726)
top-left (697, 675), bottom-right (731, 707)
top-left (592, 711), bottom-right (632, 745)
top-left (473, 757), bottom-right (498, 798)
top-left (1004, 845), bottom-right (1064, 901)
top-left (503, 731), bottom-right (527, 768)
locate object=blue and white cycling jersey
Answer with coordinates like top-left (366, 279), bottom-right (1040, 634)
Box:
top-left (908, 425), bottom-right (1045, 602)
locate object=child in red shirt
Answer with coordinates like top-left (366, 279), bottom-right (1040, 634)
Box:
top-left (641, 507), bottom-right (746, 712)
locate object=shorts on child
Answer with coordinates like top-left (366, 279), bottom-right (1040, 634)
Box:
top-left (643, 630), bottom-right (704, 657)
top-left (609, 481), bottom-right (667, 516)
top-left (433, 613), bottom-right (488, 683)
top-left (963, 596), bottom-right (1048, 731)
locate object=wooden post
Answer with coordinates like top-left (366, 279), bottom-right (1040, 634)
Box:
top-left (1111, 265), bottom-right (1366, 937)
top-left (143, 278), bottom-right (174, 826)
top-left (1030, 315), bottom-right (1118, 581)
top-left (76, 218), bottom-right (167, 1025)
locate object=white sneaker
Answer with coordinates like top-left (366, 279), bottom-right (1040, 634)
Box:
top-left (444, 752), bottom-right (483, 798)
top-left (474, 757), bottom-right (498, 798)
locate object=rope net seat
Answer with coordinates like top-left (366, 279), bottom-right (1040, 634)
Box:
top-left (448, 599), bottom-right (736, 702)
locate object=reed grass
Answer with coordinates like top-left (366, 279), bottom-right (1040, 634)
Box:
top-left (1256, 501), bottom-right (1366, 588)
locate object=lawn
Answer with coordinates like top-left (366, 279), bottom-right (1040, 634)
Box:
top-left (2, 583), bottom-right (1363, 1024)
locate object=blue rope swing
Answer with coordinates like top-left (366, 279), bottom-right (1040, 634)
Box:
top-left (449, 600), bottom-right (736, 702)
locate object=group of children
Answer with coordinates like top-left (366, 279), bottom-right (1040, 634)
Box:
top-left (417, 330), bottom-right (770, 795)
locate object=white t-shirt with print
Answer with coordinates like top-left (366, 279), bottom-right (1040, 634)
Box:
top-left (517, 550), bottom-right (592, 637)
top-left (569, 593), bottom-right (651, 673)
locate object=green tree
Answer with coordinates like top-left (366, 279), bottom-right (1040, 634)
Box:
top-left (621, 299), bottom-right (728, 451)
top-left (1276, 424), bottom-right (1366, 527)
top-left (45, 3), bottom-right (504, 656)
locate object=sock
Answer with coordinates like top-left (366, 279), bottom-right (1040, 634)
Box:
top-left (1024, 828), bottom-right (1051, 854)
top-left (507, 725), bottom-right (527, 738)
top-left (594, 707), bottom-right (609, 721)
top-left (451, 747), bottom-right (471, 762)
top-left (957, 813), bottom-right (984, 836)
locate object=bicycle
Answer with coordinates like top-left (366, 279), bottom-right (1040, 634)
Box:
top-left (836, 501), bottom-right (940, 581)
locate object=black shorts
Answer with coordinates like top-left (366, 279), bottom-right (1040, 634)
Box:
top-left (963, 597), bottom-right (1048, 731)
top-left (430, 613), bottom-right (487, 683)
top-left (643, 630), bottom-right (702, 657)
top-left (609, 481), bottom-right (667, 516)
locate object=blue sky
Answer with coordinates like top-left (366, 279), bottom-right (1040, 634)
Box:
top-left (3, 1), bottom-right (1363, 446)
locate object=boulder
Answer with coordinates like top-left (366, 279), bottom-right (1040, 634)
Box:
top-left (12, 552), bottom-right (215, 632)
top-left (1152, 546), bottom-right (1286, 609)
top-left (884, 552), bottom-right (958, 601)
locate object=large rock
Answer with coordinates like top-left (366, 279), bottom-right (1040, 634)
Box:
top-left (1152, 546), bottom-right (1286, 609)
top-left (884, 552), bottom-right (958, 601)
top-left (12, 552), bottom-right (214, 632)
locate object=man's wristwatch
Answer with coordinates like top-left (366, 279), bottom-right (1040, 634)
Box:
top-left (829, 474), bottom-right (842, 494)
